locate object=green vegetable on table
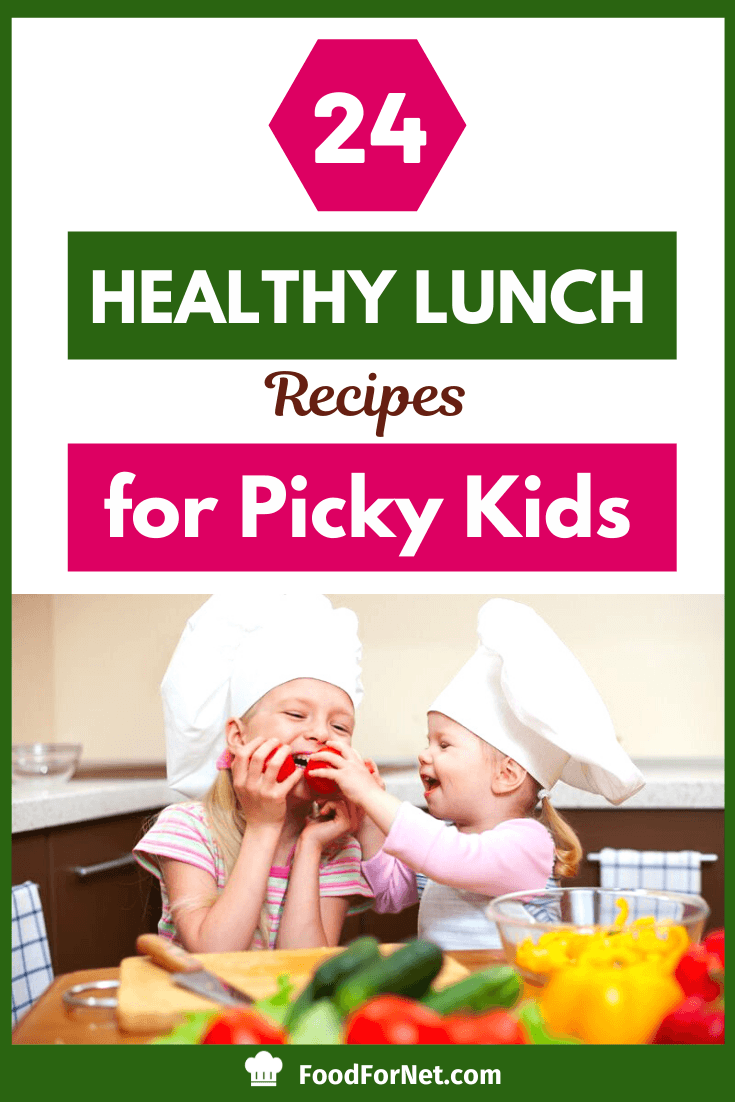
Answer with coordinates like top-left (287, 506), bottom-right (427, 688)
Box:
top-left (252, 974), bottom-right (295, 1026)
top-left (288, 1000), bottom-right (343, 1045)
top-left (333, 939), bottom-right (444, 1018)
top-left (422, 966), bottom-right (521, 1015)
top-left (284, 936), bottom-right (380, 1030)
top-left (517, 1000), bottom-right (582, 1045)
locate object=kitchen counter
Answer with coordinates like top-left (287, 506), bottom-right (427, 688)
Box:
top-left (12, 778), bottom-right (181, 834)
top-left (379, 757), bottom-right (724, 810)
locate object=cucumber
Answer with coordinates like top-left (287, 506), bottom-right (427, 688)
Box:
top-left (421, 966), bottom-right (521, 1015)
top-left (311, 937), bottom-right (382, 1000)
top-left (333, 939), bottom-right (444, 1018)
top-left (284, 937), bottom-right (381, 1030)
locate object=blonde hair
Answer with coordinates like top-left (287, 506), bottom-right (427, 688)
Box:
top-left (202, 715), bottom-right (274, 948)
top-left (202, 766), bottom-right (247, 875)
top-left (536, 795), bottom-right (583, 880)
top-left (203, 702), bottom-right (258, 876)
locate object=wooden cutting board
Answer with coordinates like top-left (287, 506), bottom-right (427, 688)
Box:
top-left (117, 945), bottom-right (469, 1035)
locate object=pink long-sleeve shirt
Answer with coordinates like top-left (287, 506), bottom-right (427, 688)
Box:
top-left (362, 802), bottom-right (555, 914)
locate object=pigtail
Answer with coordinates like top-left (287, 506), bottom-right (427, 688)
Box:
top-left (538, 797), bottom-right (583, 880)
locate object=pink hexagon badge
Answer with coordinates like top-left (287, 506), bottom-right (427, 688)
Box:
top-left (270, 40), bottom-right (465, 212)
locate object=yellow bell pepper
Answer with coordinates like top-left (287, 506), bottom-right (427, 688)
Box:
top-left (614, 897), bottom-right (630, 926)
top-left (540, 961), bottom-right (683, 1044)
top-left (516, 898), bottom-right (690, 978)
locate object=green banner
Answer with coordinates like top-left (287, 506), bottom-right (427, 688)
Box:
top-left (68, 231), bottom-right (676, 360)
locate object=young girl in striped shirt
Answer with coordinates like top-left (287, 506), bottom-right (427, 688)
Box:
top-left (134, 594), bottom-right (372, 952)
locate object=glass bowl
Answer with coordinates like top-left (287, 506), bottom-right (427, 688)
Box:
top-left (486, 886), bottom-right (709, 986)
top-left (12, 742), bottom-right (82, 788)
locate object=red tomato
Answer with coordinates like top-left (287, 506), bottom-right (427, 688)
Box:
top-left (345, 996), bottom-right (452, 1045)
top-left (304, 747), bottom-right (343, 796)
top-left (263, 745), bottom-right (297, 783)
top-left (201, 1009), bottom-right (286, 1045)
top-left (675, 944), bottom-right (723, 1003)
top-left (444, 1010), bottom-right (527, 1045)
top-left (703, 928), bottom-right (725, 968)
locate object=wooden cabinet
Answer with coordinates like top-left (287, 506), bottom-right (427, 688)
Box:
top-left (341, 903), bottom-right (420, 946)
top-left (12, 810), bottom-right (163, 974)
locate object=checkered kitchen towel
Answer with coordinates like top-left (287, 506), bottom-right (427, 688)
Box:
top-left (597, 848), bottom-right (706, 893)
top-left (12, 881), bottom-right (54, 1027)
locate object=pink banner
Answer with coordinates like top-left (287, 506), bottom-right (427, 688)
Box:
top-left (68, 443), bottom-right (676, 572)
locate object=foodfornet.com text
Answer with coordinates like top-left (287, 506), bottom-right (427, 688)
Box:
top-left (299, 1063), bottom-right (501, 1086)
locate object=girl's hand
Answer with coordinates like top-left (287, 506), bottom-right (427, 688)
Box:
top-left (347, 762), bottom-right (383, 835)
top-left (231, 735), bottom-right (303, 826)
top-left (353, 758), bottom-right (386, 856)
top-left (364, 759), bottom-right (386, 790)
top-left (299, 800), bottom-right (355, 851)
top-left (307, 742), bottom-right (381, 806)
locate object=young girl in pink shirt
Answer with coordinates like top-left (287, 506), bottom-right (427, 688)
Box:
top-left (134, 593), bottom-right (373, 953)
top-left (309, 598), bottom-right (645, 950)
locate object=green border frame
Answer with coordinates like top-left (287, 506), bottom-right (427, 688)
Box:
top-left (2, 3), bottom-right (732, 13)
top-left (8, 4), bottom-right (728, 1091)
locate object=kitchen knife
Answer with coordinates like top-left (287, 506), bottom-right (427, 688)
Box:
top-left (136, 934), bottom-right (255, 1007)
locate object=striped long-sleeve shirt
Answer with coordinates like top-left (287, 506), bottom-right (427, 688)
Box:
top-left (134, 802), bottom-right (373, 949)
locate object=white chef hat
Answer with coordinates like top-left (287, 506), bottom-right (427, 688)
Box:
top-left (429, 599), bottom-right (644, 805)
top-left (162, 593), bottom-right (363, 798)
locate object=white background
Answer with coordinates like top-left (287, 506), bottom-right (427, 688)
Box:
top-left (12, 17), bottom-right (724, 594)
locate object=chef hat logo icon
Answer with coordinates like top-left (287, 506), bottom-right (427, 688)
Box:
top-left (245, 1050), bottom-right (283, 1086)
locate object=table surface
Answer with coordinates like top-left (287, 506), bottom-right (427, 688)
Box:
top-left (12, 950), bottom-right (509, 1046)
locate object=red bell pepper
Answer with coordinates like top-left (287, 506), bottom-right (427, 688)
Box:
top-left (675, 943), bottom-right (723, 1003)
top-left (703, 928), bottom-right (725, 968)
top-left (305, 747), bottom-right (343, 796)
top-left (263, 745), bottom-right (297, 784)
top-left (652, 996), bottom-right (724, 1044)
